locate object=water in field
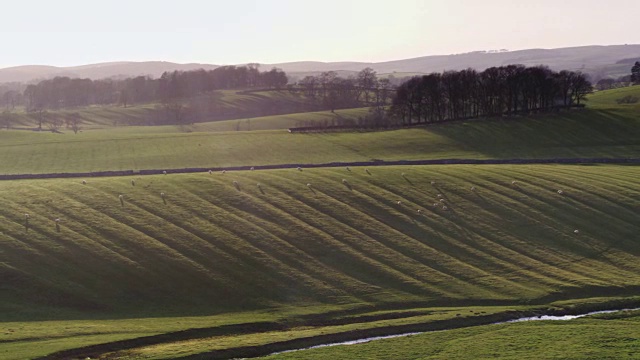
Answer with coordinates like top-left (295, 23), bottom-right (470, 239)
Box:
top-left (271, 307), bottom-right (640, 356)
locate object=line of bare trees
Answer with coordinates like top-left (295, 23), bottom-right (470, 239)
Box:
top-left (389, 65), bottom-right (592, 125)
top-left (18, 65), bottom-right (289, 111)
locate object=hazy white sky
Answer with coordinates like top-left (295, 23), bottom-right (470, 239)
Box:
top-left (0, 0), bottom-right (637, 67)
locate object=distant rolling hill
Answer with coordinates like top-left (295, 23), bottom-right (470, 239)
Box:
top-left (0, 61), bottom-right (219, 83)
top-left (1, 44), bottom-right (639, 83)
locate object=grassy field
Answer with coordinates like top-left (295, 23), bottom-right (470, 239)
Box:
top-left (1, 86), bottom-right (639, 175)
top-left (264, 310), bottom-right (640, 360)
top-left (0, 86), bottom-right (639, 359)
top-left (1, 108), bottom-right (639, 175)
top-left (1, 164), bottom-right (639, 358)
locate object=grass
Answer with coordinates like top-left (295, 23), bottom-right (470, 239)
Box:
top-left (264, 310), bottom-right (640, 360)
top-left (0, 86), bottom-right (639, 359)
top-left (1, 86), bottom-right (639, 175)
top-left (0, 108), bottom-right (639, 174)
top-left (1, 164), bottom-right (639, 357)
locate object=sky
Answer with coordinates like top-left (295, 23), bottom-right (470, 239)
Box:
top-left (0, 0), bottom-right (637, 68)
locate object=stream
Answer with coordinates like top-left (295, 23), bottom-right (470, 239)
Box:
top-left (267, 307), bottom-right (640, 357)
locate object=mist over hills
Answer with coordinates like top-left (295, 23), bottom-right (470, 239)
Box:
top-left (1, 44), bottom-right (639, 83)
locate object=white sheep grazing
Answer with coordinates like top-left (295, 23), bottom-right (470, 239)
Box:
top-left (574, 229), bottom-right (579, 234)
top-left (401, 173), bottom-right (406, 177)
top-left (208, 170), bottom-right (212, 174)
top-left (430, 181), bottom-right (436, 185)
top-left (512, 180), bottom-right (517, 185)
top-left (306, 183), bottom-right (312, 187)
top-left (297, 167), bottom-right (303, 172)
top-left (470, 186), bottom-right (476, 191)
top-left (250, 167), bottom-right (255, 171)
top-left (557, 190), bottom-right (564, 195)
top-left (222, 170), bottom-right (226, 174)
top-left (257, 183), bottom-right (262, 188)
top-left (440, 199), bottom-right (446, 203)
top-left (417, 209), bottom-right (422, 214)
top-left (163, 171), bottom-right (167, 175)
top-left (24, 213), bottom-right (30, 219)
top-left (55, 218), bottom-right (60, 223)
top-left (160, 192), bottom-right (165, 198)
top-left (437, 194), bottom-right (443, 198)
top-left (82, 180), bottom-right (87, 185)
top-left (442, 206), bottom-right (448, 210)
top-left (397, 201), bottom-right (402, 205)
top-left (342, 179), bottom-right (348, 184)
top-left (118, 195), bottom-right (123, 200)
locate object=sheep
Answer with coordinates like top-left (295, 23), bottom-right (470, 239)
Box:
top-left (342, 179), bottom-right (348, 184)
top-left (417, 209), bottom-right (423, 214)
top-left (401, 172), bottom-right (406, 178)
top-left (512, 180), bottom-right (517, 185)
top-left (55, 218), bottom-right (61, 232)
top-left (470, 186), bottom-right (476, 191)
top-left (430, 181), bottom-right (436, 185)
top-left (297, 167), bottom-right (303, 171)
top-left (24, 213), bottom-right (30, 219)
top-left (250, 167), bottom-right (255, 171)
top-left (397, 201), bottom-right (402, 205)
top-left (163, 171), bottom-right (167, 175)
top-left (433, 203), bottom-right (439, 207)
top-left (306, 183), bottom-right (312, 187)
top-left (119, 194), bottom-right (124, 207)
top-left (440, 199), bottom-right (446, 203)
top-left (365, 168), bottom-right (371, 175)
top-left (82, 180), bottom-right (87, 185)
top-left (442, 206), bottom-right (448, 210)
top-left (222, 170), bottom-right (226, 174)
top-left (208, 170), bottom-right (212, 174)
top-left (437, 194), bottom-right (443, 198)
top-left (160, 192), bottom-right (166, 204)
top-left (557, 190), bottom-right (564, 195)
top-left (160, 192), bottom-right (165, 198)
top-left (574, 229), bottom-right (579, 234)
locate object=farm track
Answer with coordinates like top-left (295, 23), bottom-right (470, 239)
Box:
top-left (1, 157), bottom-right (639, 180)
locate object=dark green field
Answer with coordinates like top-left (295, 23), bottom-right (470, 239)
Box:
top-left (0, 86), bottom-right (639, 359)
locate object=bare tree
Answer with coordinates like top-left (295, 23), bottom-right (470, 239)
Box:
top-left (66, 112), bottom-right (82, 134)
top-left (0, 110), bottom-right (15, 129)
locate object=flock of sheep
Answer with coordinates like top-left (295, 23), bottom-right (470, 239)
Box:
top-left (21, 166), bottom-right (580, 235)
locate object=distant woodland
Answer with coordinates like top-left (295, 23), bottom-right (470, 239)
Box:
top-left (1, 59), bottom-right (639, 129)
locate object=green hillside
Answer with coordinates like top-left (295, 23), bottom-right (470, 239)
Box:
top-left (1, 86), bottom-right (639, 359)
top-left (1, 86), bottom-right (639, 175)
top-left (3, 165), bottom-right (640, 316)
top-left (1, 165), bottom-right (639, 358)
